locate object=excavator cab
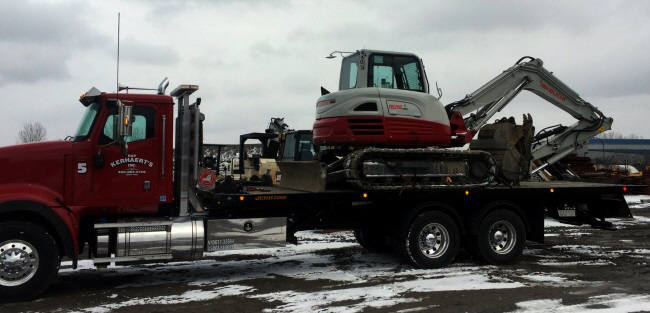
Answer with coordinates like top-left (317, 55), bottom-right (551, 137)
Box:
top-left (279, 130), bottom-right (316, 161)
top-left (314, 49), bottom-right (452, 147)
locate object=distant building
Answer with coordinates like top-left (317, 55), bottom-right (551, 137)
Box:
top-left (575, 138), bottom-right (650, 169)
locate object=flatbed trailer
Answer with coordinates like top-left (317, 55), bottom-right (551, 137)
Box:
top-left (209, 182), bottom-right (633, 242)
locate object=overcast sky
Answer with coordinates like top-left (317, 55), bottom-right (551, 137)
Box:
top-left (1, 0), bottom-right (649, 146)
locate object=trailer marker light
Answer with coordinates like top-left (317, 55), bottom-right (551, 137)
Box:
top-left (550, 188), bottom-right (554, 193)
top-left (623, 186), bottom-right (627, 192)
top-left (239, 196), bottom-right (245, 201)
top-left (465, 190), bottom-right (469, 196)
top-left (363, 193), bottom-right (368, 199)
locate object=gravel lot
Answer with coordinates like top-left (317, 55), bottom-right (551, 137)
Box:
top-left (1, 196), bottom-right (650, 313)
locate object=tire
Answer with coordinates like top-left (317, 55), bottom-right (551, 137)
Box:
top-left (354, 226), bottom-right (388, 253)
top-left (0, 221), bottom-right (60, 300)
top-left (401, 211), bottom-right (460, 268)
top-left (474, 209), bottom-right (525, 264)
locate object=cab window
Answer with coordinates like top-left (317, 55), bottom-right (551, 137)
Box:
top-left (339, 53), bottom-right (360, 90)
top-left (368, 54), bottom-right (424, 92)
top-left (100, 104), bottom-right (155, 145)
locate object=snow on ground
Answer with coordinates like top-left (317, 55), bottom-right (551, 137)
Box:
top-left (512, 294), bottom-right (650, 313)
top-left (48, 195), bottom-right (650, 312)
top-left (64, 230), bottom-right (601, 313)
top-left (623, 194), bottom-right (650, 205)
top-left (71, 285), bottom-right (255, 313)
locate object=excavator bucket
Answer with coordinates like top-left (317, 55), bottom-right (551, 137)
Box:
top-left (470, 114), bottom-right (534, 185)
top-left (276, 160), bottom-right (327, 192)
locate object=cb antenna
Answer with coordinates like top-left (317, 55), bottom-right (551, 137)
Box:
top-left (116, 12), bottom-right (120, 100)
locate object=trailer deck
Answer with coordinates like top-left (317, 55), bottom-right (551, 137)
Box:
top-left (207, 181), bottom-right (636, 220)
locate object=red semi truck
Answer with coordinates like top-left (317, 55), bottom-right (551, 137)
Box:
top-left (0, 83), bottom-right (633, 300)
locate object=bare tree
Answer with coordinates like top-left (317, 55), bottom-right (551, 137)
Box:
top-left (17, 121), bottom-right (47, 143)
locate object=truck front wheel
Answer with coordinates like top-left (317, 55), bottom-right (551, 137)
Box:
top-left (0, 221), bottom-right (60, 300)
top-left (401, 211), bottom-right (460, 268)
top-left (474, 209), bottom-right (525, 264)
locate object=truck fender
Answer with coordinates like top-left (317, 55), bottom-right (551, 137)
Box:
top-left (0, 200), bottom-right (76, 261)
top-left (467, 200), bottom-right (529, 236)
top-left (399, 201), bottom-right (463, 235)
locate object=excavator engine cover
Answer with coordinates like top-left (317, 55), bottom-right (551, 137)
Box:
top-left (469, 115), bottom-right (534, 185)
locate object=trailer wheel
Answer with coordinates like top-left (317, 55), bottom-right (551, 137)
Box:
top-left (475, 209), bottom-right (525, 264)
top-left (401, 211), bottom-right (459, 268)
top-left (354, 227), bottom-right (388, 253)
top-left (0, 222), bottom-right (60, 300)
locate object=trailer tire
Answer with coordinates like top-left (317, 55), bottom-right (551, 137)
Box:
top-left (354, 227), bottom-right (388, 253)
top-left (474, 209), bottom-right (525, 264)
top-left (401, 211), bottom-right (460, 268)
top-left (0, 221), bottom-right (60, 301)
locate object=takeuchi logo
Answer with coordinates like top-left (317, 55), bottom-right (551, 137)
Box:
top-left (110, 155), bottom-right (154, 168)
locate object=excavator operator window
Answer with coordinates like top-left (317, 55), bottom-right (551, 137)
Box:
top-left (339, 53), bottom-right (360, 90)
top-left (368, 54), bottom-right (424, 92)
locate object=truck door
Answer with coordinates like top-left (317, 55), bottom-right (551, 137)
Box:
top-left (91, 103), bottom-right (161, 205)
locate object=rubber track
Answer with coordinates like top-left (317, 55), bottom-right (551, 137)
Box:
top-left (344, 147), bottom-right (497, 191)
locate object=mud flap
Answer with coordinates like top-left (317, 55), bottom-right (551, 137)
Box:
top-left (276, 161), bottom-right (327, 192)
top-left (550, 193), bottom-right (631, 231)
top-left (589, 193), bottom-right (632, 218)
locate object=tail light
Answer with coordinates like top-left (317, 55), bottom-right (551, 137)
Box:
top-left (317, 99), bottom-right (335, 107)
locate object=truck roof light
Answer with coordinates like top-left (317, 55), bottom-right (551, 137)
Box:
top-left (171, 84), bottom-right (199, 97)
top-left (79, 87), bottom-right (102, 106)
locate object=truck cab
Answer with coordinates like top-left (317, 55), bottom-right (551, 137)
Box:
top-left (0, 86), bottom-right (179, 298)
top-left (69, 89), bottom-right (175, 211)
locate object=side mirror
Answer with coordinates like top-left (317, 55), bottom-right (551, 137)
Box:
top-left (113, 100), bottom-right (133, 155)
top-left (117, 101), bottom-right (133, 138)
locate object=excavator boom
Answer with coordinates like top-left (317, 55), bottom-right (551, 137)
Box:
top-left (446, 57), bottom-right (613, 171)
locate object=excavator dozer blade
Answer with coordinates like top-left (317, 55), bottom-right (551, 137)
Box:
top-left (277, 161), bottom-right (327, 192)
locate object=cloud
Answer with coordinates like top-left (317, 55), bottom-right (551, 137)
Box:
top-left (0, 1), bottom-right (108, 86)
top-left (1, 0), bottom-right (650, 147)
top-left (0, 42), bottom-right (70, 85)
top-left (119, 38), bottom-right (181, 65)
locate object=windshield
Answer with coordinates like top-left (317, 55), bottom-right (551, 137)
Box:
top-left (73, 102), bottom-right (101, 141)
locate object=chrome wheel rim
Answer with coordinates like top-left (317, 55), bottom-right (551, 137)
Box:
top-left (0, 240), bottom-right (40, 287)
top-left (417, 223), bottom-right (449, 259)
top-left (488, 220), bottom-right (516, 255)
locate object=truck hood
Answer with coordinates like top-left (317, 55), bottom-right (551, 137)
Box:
top-left (0, 140), bottom-right (73, 198)
top-left (0, 140), bottom-right (73, 159)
